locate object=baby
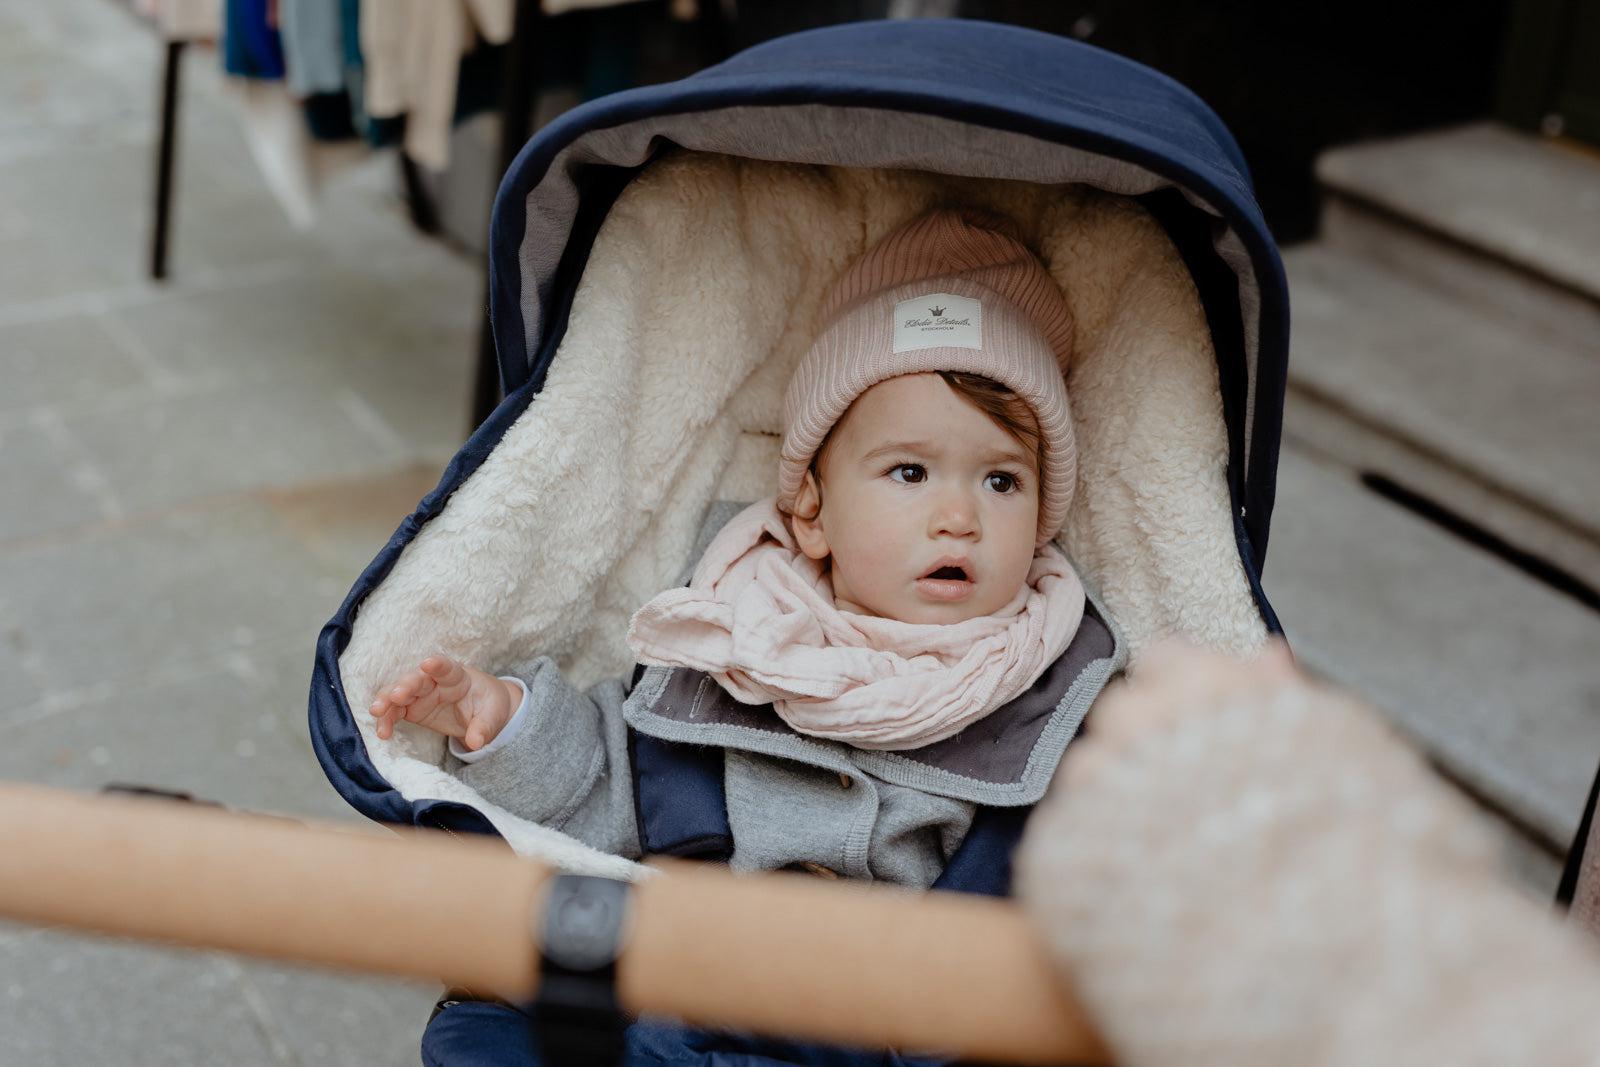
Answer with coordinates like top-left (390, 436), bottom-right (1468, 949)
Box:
top-left (368, 208), bottom-right (1117, 888)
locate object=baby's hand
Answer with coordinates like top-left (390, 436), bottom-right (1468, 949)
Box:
top-left (368, 656), bottom-right (522, 752)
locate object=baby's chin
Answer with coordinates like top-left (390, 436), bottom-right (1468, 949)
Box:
top-left (897, 603), bottom-right (998, 625)
top-left (839, 591), bottom-right (1012, 625)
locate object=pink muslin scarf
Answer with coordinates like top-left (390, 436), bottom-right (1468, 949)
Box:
top-left (625, 498), bottom-right (1087, 751)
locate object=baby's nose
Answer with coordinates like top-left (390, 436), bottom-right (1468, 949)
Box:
top-left (929, 493), bottom-right (980, 537)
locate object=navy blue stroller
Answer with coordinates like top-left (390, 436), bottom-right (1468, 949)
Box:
top-left (309, 18), bottom-right (1289, 1065)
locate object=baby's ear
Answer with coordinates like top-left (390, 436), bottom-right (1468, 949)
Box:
top-left (789, 470), bottom-right (831, 561)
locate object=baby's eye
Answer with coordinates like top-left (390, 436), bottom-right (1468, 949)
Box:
top-left (986, 471), bottom-right (1020, 494)
top-left (887, 463), bottom-right (926, 484)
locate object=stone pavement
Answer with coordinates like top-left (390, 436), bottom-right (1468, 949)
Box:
top-left (2, 2), bottom-right (479, 1062)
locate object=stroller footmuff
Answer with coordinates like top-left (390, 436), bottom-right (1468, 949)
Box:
top-left (423, 999), bottom-right (951, 1067)
top-left (310, 18), bottom-right (1288, 1064)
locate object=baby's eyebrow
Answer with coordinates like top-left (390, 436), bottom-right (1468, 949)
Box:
top-left (859, 439), bottom-right (939, 463)
top-left (979, 445), bottom-right (1033, 467)
top-left (858, 439), bottom-right (1031, 467)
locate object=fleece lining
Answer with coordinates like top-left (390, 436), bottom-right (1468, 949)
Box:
top-left (337, 151), bottom-right (1269, 876)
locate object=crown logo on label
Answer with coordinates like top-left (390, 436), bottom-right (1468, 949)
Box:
top-left (928, 306), bottom-right (946, 316)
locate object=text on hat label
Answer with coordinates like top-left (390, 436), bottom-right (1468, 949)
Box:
top-left (892, 292), bottom-right (983, 353)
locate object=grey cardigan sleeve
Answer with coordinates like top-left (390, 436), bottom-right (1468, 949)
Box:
top-left (443, 656), bottom-right (640, 859)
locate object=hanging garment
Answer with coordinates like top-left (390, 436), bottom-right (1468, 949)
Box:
top-left (222, 0), bottom-right (285, 79)
top-left (278, 0), bottom-right (346, 97)
top-left (359, 0), bottom-right (515, 170)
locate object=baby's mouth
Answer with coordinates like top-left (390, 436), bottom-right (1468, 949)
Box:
top-left (916, 562), bottom-right (975, 601)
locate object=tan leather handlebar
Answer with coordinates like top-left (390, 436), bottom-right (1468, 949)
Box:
top-left (0, 783), bottom-right (1107, 1065)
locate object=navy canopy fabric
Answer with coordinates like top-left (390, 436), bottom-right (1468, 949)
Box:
top-left (310, 17), bottom-right (1288, 836)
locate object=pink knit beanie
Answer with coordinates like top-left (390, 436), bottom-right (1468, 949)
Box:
top-left (777, 208), bottom-right (1077, 545)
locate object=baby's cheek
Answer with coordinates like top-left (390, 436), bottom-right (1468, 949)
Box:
top-left (859, 522), bottom-right (909, 572)
top-left (838, 526), bottom-right (902, 594)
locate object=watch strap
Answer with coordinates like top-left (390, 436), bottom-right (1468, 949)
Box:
top-left (531, 874), bottom-right (633, 1065)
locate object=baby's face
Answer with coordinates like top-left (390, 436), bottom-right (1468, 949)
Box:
top-left (790, 373), bottom-right (1041, 625)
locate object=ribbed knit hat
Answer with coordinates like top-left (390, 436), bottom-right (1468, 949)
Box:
top-left (777, 208), bottom-right (1077, 545)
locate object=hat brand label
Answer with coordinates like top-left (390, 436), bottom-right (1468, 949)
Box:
top-left (892, 292), bottom-right (982, 353)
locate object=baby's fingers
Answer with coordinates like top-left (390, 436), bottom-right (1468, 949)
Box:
top-left (400, 680), bottom-right (447, 728)
top-left (368, 698), bottom-right (398, 739)
top-left (369, 693), bottom-right (414, 740)
top-left (367, 693), bottom-right (398, 738)
top-left (385, 668), bottom-right (433, 705)
top-left (421, 656), bottom-right (472, 704)
top-left (368, 661), bottom-right (443, 738)
top-left (377, 706), bottom-right (403, 740)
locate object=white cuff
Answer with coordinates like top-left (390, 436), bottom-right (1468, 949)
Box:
top-left (448, 676), bottom-right (530, 764)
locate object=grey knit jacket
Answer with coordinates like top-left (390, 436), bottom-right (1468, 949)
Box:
top-left (446, 502), bottom-right (1126, 888)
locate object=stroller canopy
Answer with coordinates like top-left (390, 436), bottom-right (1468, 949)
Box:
top-left (313, 18), bottom-right (1288, 863)
top-left (488, 18), bottom-right (1287, 569)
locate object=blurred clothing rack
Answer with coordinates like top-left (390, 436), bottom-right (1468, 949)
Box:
top-left (137, 0), bottom-right (733, 431)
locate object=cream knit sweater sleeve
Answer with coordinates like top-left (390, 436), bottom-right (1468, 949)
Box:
top-left (1015, 682), bottom-right (1600, 1067)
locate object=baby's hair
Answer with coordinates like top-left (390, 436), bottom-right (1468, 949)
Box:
top-left (934, 371), bottom-right (1044, 471)
top-left (810, 372), bottom-right (1044, 485)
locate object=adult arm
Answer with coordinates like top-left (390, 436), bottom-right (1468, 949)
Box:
top-left (1016, 639), bottom-right (1600, 1066)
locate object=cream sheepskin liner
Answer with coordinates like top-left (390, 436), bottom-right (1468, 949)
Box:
top-left (338, 150), bottom-right (1270, 877)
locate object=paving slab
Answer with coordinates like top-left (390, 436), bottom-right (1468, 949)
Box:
top-left (0, 650), bottom-right (352, 821)
top-left (350, 368), bottom-right (479, 472)
top-left (0, 139), bottom-right (221, 310)
top-left (0, 496), bottom-right (344, 716)
top-left (52, 379), bottom-right (413, 518)
top-left (0, 211), bottom-right (146, 313)
top-left (1264, 446), bottom-right (1600, 850)
top-left (0, 1), bottom-right (156, 109)
top-left (100, 266), bottom-right (477, 394)
top-left (1284, 241), bottom-right (1600, 542)
top-left (230, 960), bottom-right (439, 1067)
top-left (0, 414), bottom-right (115, 542)
top-left (261, 463), bottom-right (448, 585)
top-left (0, 314), bottom-right (150, 415)
top-left (0, 613), bottom-right (47, 716)
top-left (0, 921), bottom-right (441, 1067)
top-left (0, 130), bottom-right (403, 310)
top-left (0, 926), bottom-right (287, 1067)
top-left (1315, 121), bottom-right (1600, 300)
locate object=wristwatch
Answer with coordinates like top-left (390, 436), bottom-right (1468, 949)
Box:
top-left (530, 874), bottom-right (634, 1065)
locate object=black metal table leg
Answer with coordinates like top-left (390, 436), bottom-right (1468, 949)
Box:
top-left (399, 151), bottom-right (443, 235)
top-left (151, 38), bottom-right (186, 281)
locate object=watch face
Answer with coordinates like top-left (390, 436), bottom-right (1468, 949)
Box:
top-left (544, 877), bottom-right (628, 972)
